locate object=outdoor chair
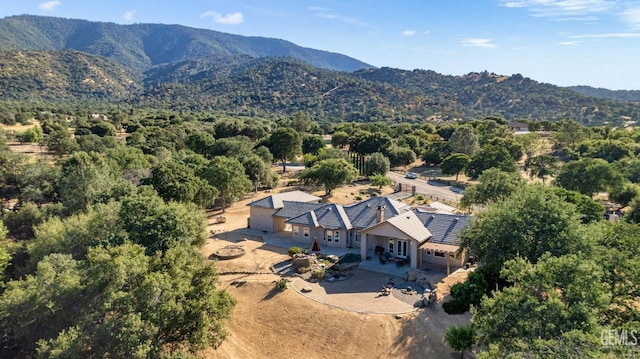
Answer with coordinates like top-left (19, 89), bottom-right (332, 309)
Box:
top-left (379, 255), bottom-right (387, 264)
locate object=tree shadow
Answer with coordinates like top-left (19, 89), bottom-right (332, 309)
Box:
top-left (390, 303), bottom-right (473, 358)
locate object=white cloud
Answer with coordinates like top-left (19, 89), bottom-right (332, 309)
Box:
top-left (402, 30), bottom-right (416, 36)
top-left (570, 32), bottom-right (640, 38)
top-left (621, 7), bottom-right (640, 28)
top-left (38, 1), bottom-right (61, 11)
top-left (123, 10), bottom-right (135, 22)
top-left (200, 11), bottom-right (244, 25)
top-left (460, 38), bottom-right (497, 48)
top-left (560, 40), bottom-right (582, 45)
top-left (499, 0), bottom-right (615, 18)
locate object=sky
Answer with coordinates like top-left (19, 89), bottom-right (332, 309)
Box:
top-left (1, 0), bottom-right (640, 90)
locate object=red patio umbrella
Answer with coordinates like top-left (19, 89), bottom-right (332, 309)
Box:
top-left (312, 238), bottom-right (321, 252)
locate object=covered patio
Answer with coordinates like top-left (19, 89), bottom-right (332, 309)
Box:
top-left (359, 211), bottom-right (431, 270)
top-left (419, 241), bottom-right (464, 275)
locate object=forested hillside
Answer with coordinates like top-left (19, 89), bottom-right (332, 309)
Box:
top-left (1, 15), bottom-right (638, 126)
top-left (568, 85), bottom-right (640, 102)
top-left (0, 50), bottom-right (141, 100)
top-left (0, 15), bottom-right (372, 72)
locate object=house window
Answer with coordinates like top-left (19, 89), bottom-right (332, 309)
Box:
top-left (334, 231), bottom-right (340, 243)
top-left (293, 226), bottom-right (299, 236)
top-left (388, 239), bottom-right (394, 255)
top-left (426, 250), bottom-right (432, 256)
top-left (355, 232), bottom-right (361, 244)
top-left (449, 253), bottom-right (456, 259)
top-left (326, 230), bottom-right (333, 242)
top-left (434, 251), bottom-right (445, 257)
top-left (303, 227), bottom-right (309, 238)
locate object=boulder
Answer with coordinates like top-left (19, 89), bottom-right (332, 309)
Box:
top-left (292, 255), bottom-right (315, 268)
top-left (301, 286), bottom-right (313, 293)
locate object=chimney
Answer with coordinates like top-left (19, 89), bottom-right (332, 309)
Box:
top-left (376, 205), bottom-right (385, 223)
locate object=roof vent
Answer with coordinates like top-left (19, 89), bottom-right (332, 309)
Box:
top-left (430, 215), bottom-right (435, 219)
top-left (454, 217), bottom-right (459, 221)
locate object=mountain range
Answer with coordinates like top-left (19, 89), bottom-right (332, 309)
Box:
top-left (0, 15), bottom-right (639, 126)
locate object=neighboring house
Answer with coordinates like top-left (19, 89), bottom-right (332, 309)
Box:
top-left (506, 121), bottom-right (529, 132)
top-left (247, 191), bottom-right (322, 233)
top-left (248, 193), bottom-right (472, 273)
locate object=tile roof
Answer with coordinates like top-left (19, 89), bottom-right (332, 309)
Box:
top-left (362, 210), bottom-right (432, 243)
top-left (344, 196), bottom-right (409, 229)
top-left (412, 209), bottom-right (472, 246)
top-left (286, 204), bottom-right (353, 230)
top-left (274, 201), bottom-right (326, 219)
top-left (247, 190), bottom-right (321, 209)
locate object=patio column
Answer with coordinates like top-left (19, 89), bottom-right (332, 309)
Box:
top-left (446, 252), bottom-right (450, 275)
top-left (360, 233), bottom-right (367, 261)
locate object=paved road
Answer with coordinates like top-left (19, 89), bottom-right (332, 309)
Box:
top-left (387, 171), bottom-right (463, 203)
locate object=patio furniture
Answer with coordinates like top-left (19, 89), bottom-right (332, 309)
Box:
top-left (378, 255), bottom-right (387, 264)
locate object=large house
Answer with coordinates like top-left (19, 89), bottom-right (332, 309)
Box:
top-left (247, 191), bottom-right (472, 273)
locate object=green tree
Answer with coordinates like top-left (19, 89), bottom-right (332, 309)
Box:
top-left (608, 182), bottom-right (640, 207)
top-left (349, 131), bottom-right (392, 156)
top-left (302, 134), bottom-right (326, 155)
top-left (269, 127), bottom-right (302, 172)
top-left (1, 244), bottom-right (236, 358)
top-left (331, 131), bottom-right (349, 149)
top-left (58, 152), bottom-right (119, 215)
top-left (459, 185), bottom-right (585, 279)
top-left (15, 126), bottom-right (43, 144)
top-left (2, 202), bottom-right (45, 240)
top-left (553, 119), bottom-right (587, 149)
top-left (146, 160), bottom-right (218, 208)
top-left (242, 154), bottom-right (279, 192)
top-left (290, 112), bottom-right (313, 134)
top-left (465, 145), bottom-right (517, 179)
top-left (201, 156), bottom-right (251, 211)
top-left (369, 173), bottom-right (391, 189)
top-left (89, 122), bottom-right (117, 137)
top-left (460, 168), bottom-right (524, 208)
top-left (17, 159), bottom-right (60, 207)
top-left (444, 324), bottom-right (476, 359)
top-left (387, 146), bottom-right (416, 168)
top-left (554, 157), bottom-right (621, 197)
top-left (473, 254), bottom-right (608, 349)
top-left (422, 141), bottom-right (451, 166)
top-left (44, 128), bottom-right (79, 157)
top-left (119, 193), bottom-right (207, 254)
top-left (441, 153), bottom-right (471, 182)
top-left (364, 152), bottom-right (390, 177)
top-left (449, 126), bottom-right (479, 157)
top-left (524, 154), bottom-right (558, 184)
top-left (299, 158), bottom-right (358, 196)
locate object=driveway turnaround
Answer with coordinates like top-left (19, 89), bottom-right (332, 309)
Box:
top-left (290, 269), bottom-right (420, 314)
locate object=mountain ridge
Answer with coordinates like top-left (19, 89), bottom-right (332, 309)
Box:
top-left (0, 14), bottom-right (373, 72)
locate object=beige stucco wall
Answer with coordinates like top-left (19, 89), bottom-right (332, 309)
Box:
top-left (249, 207), bottom-right (277, 232)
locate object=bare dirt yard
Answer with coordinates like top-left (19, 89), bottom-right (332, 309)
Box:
top-left (200, 178), bottom-right (472, 359)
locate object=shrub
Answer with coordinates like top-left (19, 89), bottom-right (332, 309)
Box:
top-left (444, 269), bottom-right (489, 314)
top-left (416, 194), bottom-right (425, 201)
top-left (288, 246), bottom-right (302, 257)
top-left (311, 268), bottom-right (325, 281)
top-left (275, 278), bottom-right (288, 291)
top-left (443, 299), bottom-right (468, 314)
top-left (355, 196), bottom-right (363, 201)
